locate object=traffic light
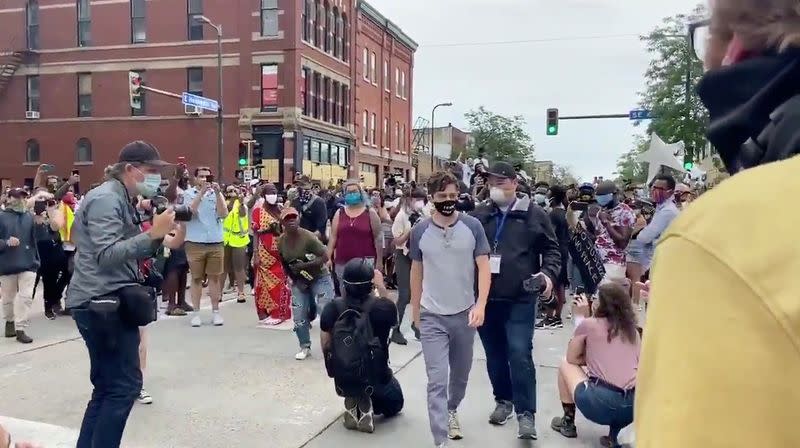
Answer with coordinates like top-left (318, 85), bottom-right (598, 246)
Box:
top-left (238, 142), bottom-right (249, 166)
top-left (546, 108), bottom-right (559, 136)
top-left (128, 71), bottom-right (143, 110)
top-left (251, 141), bottom-right (263, 167)
top-left (683, 153), bottom-right (694, 170)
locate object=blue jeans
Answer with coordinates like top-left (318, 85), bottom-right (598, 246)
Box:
top-left (370, 375), bottom-right (405, 417)
top-left (291, 274), bottom-right (335, 348)
top-left (73, 309), bottom-right (142, 448)
top-left (575, 379), bottom-right (635, 444)
top-left (478, 298), bottom-right (537, 414)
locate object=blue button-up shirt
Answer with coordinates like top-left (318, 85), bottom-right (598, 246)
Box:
top-left (628, 199), bottom-right (680, 269)
top-left (183, 187), bottom-right (224, 243)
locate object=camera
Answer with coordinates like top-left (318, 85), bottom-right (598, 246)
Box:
top-left (151, 195), bottom-right (193, 222)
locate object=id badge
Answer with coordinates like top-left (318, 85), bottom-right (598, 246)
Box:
top-left (490, 254), bottom-right (502, 274)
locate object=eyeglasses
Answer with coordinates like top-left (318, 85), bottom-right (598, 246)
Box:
top-left (688, 18), bottom-right (711, 62)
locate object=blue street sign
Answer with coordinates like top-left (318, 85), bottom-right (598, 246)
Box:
top-left (181, 92), bottom-right (219, 112)
top-left (629, 109), bottom-right (652, 120)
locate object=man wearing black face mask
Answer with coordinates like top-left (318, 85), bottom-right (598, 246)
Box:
top-left (290, 175), bottom-right (328, 243)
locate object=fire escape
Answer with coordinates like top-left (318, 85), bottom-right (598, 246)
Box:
top-left (410, 116), bottom-right (430, 168)
top-left (0, 51), bottom-right (25, 98)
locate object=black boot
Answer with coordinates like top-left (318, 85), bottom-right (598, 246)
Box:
top-left (5, 321), bottom-right (15, 338)
top-left (16, 330), bottom-right (33, 344)
top-left (390, 327), bottom-right (408, 345)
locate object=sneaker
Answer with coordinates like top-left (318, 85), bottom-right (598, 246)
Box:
top-left (390, 327), bottom-right (408, 345)
top-left (549, 317), bottom-right (564, 329)
top-left (237, 293), bottom-right (246, 303)
top-left (343, 397), bottom-right (359, 430)
top-left (190, 314), bottom-right (202, 327)
top-left (534, 318), bottom-right (548, 330)
top-left (138, 388), bottom-right (153, 405)
top-left (295, 348), bottom-right (311, 360)
top-left (447, 410), bottom-right (463, 440)
top-left (44, 308), bottom-right (56, 320)
top-left (5, 321), bottom-right (15, 338)
top-left (212, 312), bottom-right (224, 326)
top-left (356, 400), bottom-right (374, 434)
top-left (517, 411), bottom-right (537, 440)
top-left (178, 302), bottom-right (195, 312)
top-left (488, 400), bottom-right (514, 425)
top-left (550, 416), bottom-right (577, 438)
top-left (15, 330), bottom-right (33, 344)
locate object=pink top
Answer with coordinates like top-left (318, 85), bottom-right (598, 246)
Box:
top-left (334, 209), bottom-right (376, 264)
top-left (575, 317), bottom-right (640, 390)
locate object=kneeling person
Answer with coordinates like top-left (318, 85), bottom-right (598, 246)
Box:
top-left (320, 258), bottom-right (404, 433)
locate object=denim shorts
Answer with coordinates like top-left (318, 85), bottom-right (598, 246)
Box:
top-left (574, 378), bottom-right (635, 429)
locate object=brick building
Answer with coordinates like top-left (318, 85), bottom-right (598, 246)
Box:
top-left (0, 0), bottom-right (416, 189)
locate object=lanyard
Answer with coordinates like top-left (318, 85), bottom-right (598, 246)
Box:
top-left (492, 199), bottom-right (516, 251)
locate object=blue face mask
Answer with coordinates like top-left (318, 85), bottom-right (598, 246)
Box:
top-left (344, 191), bottom-right (362, 206)
top-left (137, 172), bottom-right (162, 198)
top-left (596, 193), bottom-right (614, 207)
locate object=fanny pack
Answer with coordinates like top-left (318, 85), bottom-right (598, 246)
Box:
top-left (88, 284), bottom-right (157, 330)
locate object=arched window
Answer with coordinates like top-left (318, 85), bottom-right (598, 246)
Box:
top-left (301, 0), bottom-right (308, 41)
top-left (342, 13), bottom-right (349, 62)
top-left (322, 1), bottom-right (330, 52)
top-left (307, 0), bottom-right (315, 45)
top-left (316, 1), bottom-right (324, 48)
top-left (75, 137), bottom-right (92, 162)
top-left (326, 3), bottom-right (335, 54)
top-left (25, 139), bottom-right (40, 163)
top-left (334, 8), bottom-right (342, 59)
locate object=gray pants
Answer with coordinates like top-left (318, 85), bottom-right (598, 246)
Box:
top-left (420, 308), bottom-right (476, 445)
top-left (393, 250), bottom-right (411, 326)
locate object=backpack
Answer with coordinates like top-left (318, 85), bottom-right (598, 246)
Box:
top-left (328, 299), bottom-right (385, 397)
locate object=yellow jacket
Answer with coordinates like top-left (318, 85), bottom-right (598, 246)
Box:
top-left (223, 199), bottom-right (249, 248)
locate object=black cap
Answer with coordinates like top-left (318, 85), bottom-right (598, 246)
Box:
top-left (342, 258), bottom-right (374, 285)
top-left (487, 161), bottom-right (516, 179)
top-left (596, 180), bottom-right (618, 195)
top-left (8, 188), bottom-right (29, 198)
top-left (118, 141), bottom-right (170, 166)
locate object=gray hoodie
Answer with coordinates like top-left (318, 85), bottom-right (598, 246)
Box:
top-left (0, 209), bottom-right (40, 275)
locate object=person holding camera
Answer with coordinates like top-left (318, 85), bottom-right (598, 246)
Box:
top-left (66, 141), bottom-right (180, 448)
top-left (0, 188), bottom-right (40, 344)
top-left (184, 167), bottom-right (228, 327)
top-left (470, 161), bottom-right (561, 440)
top-left (31, 190), bottom-right (66, 320)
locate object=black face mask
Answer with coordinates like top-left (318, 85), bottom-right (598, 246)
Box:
top-left (344, 282), bottom-right (373, 299)
top-left (434, 200), bottom-right (457, 216)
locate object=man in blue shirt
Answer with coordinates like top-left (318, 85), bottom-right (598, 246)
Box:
top-left (183, 167), bottom-right (228, 327)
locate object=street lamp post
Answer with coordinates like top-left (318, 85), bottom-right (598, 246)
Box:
top-left (430, 102), bottom-right (453, 173)
top-left (198, 15), bottom-right (224, 180)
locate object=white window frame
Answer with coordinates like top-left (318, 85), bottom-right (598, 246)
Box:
top-left (362, 48), bottom-right (369, 81)
top-left (401, 71), bottom-right (407, 100)
top-left (362, 110), bottom-right (369, 144)
top-left (395, 67), bottom-right (400, 97)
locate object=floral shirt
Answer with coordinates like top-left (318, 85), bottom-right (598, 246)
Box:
top-left (594, 202), bottom-right (636, 266)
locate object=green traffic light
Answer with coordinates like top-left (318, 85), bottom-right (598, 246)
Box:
top-left (547, 126), bottom-right (557, 135)
top-left (238, 158), bottom-right (247, 166)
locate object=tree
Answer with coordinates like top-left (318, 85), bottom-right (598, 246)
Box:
top-left (619, 4), bottom-right (709, 181)
top-left (552, 164), bottom-right (580, 186)
top-left (615, 135), bottom-right (649, 184)
top-left (463, 106), bottom-right (535, 164)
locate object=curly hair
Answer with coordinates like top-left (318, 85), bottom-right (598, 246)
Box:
top-left (593, 282), bottom-right (639, 344)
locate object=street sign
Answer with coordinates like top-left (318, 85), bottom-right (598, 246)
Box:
top-left (629, 109), bottom-right (652, 120)
top-left (243, 169), bottom-right (253, 183)
top-left (181, 92), bottom-right (219, 112)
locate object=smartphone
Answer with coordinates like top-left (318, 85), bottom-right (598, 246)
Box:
top-left (71, 169), bottom-right (80, 176)
top-left (575, 286), bottom-right (585, 295)
top-left (41, 164), bottom-right (55, 173)
top-left (34, 200), bottom-right (47, 215)
top-left (206, 175), bottom-right (215, 184)
top-left (570, 201), bottom-right (589, 211)
top-left (177, 156), bottom-right (187, 169)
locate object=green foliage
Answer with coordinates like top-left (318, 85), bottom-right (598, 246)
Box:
top-left (464, 106), bottom-right (535, 164)
top-left (552, 164), bottom-right (580, 185)
top-left (615, 135), bottom-right (649, 184)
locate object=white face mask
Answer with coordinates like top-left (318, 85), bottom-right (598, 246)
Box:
top-left (265, 194), bottom-right (278, 205)
top-left (490, 187), bottom-right (512, 206)
top-left (412, 199), bottom-right (425, 211)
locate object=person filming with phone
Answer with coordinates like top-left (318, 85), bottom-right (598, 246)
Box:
top-left (66, 141), bottom-right (179, 448)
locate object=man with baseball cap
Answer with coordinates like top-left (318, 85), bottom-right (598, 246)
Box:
top-left (67, 140), bottom-right (183, 448)
top-left (593, 180), bottom-right (636, 284)
top-left (291, 175), bottom-right (328, 242)
top-left (471, 160), bottom-right (561, 440)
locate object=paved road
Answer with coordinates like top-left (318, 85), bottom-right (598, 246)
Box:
top-left (1, 291), bottom-right (632, 447)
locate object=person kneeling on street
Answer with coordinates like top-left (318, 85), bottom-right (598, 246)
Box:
top-left (320, 258), bottom-right (404, 433)
top-left (551, 282), bottom-right (640, 448)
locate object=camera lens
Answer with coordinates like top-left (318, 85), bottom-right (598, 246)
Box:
top-left (173, 206), bottom-right (193, 222)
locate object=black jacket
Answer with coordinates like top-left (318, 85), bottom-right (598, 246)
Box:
top-left (291, 195), bottom-right (328, 241)
top-left (0, 209), bottom-right (40, 275)
top-left (471, 194), bottom-right (561, 301)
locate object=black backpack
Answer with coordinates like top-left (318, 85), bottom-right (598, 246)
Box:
top-left (329, 299), bottom-right (385, 397)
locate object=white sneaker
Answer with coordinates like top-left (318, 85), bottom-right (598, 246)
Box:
top-left (190, 314), bottom-right (202, 327)
top-left (447, 410), bottom-right (463, 440)
top-left (212, 312), bottom-right (224, 326)
top-left (137, 388), bottom-right (153, 405)
top-left (295, 348), bottom-right (311, 360)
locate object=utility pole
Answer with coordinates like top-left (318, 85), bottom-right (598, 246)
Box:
top-left (198, 15), bottom-right (224, 180)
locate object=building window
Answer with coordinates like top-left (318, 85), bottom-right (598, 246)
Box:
top-left (332, 81), bottom-right (340, 125)
top-left (26, 0), bottom-right (39, 50)
top-left (301, 68), bottom-right (310, 115)
top-left (334, 9), bottom-right (342, 58)
top-left (395, 68), bottom-right (400, 97)
top-left (322, 77), bottom-right (329, 121)
top-left (261, 0), bottom-right (278, 37)
top-left (315, 73), bottom-right (322, 118)
top-left (383, 117), bottom-right (388, 148)
top-left (187, 67), bottom-right (203, 96)
top-left (188, 0), bottom-right (203, 40)
top-left (370, 52), bottom-right (376, 84)
top-left (401, 124), bottom-right (406, 152)
top-left (370, 113), bottom-right (376, 145)
top-left (75, 138), bottom-right (92, 163)
top-left (362, 110), bottom-right (368, 144)
top-left (261, 64), bottom-right (278, 112)
top-left (395, 121), bottom-right (400, 149)
top-left (362, 48), bottom-right (369, 81)
top-left (383, 60), bottom-right (389, 92)
top-left (131, 0), bottom-right (146, 43)
top-left (26, 75), bottom-right (39, 112)
top-left (25, 139), bottom-right (40, 163)
top-left (316, 1), bottom-right (324, 48)
top-left (77, 73), bottom-right (92, 117)
top-left (320, 142), bottom-right (330, 164)
top-left (326, 5), bottom-right (334, 53)
top-left (401, 71), bottom-right (407, 100)
top-left (310, 140), bottom-right (320, 162)
top-left (131, 69), bottom-right (145, 115)
top-left (310, 72), bottom-right (318, 118)
top-left (342, 85), bottom-right (349, 124)
top-left (321, 1), bottom-right (330, 52)
top-left (77, 0), bottom-right (91, 47)
top-left (342, 14), bottom-right (349, 62)
top-left (306, 0), bottom-right (315, 44)
top-left (301, 0), bottom-right (308, 42)
top-left (327, 78), bottom-right (334, 123)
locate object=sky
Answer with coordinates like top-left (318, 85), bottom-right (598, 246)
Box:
top-left (368, 0), bottom-right (703, 180)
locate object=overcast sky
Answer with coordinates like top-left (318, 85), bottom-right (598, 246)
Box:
top-left (369, 0), bottom-right (703, 180)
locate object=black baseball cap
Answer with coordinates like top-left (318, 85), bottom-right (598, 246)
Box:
top-left (8, 188), bottom-right (29, 198)
top-left (596, 180), bottom-right (618, 195)
top-left (487, 161), bottom-right (516, 179)
top-left (118, 141), bottom-right (170, 166)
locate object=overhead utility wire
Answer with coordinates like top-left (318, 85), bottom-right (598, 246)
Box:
top-left (422, 33), bottom-right (641, 48)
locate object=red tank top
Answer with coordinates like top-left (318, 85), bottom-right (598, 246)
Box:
top-left (334, 209), bottom-right (377, 264)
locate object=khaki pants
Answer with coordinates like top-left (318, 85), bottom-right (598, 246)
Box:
top-left (1, 271), bottom-right (37, 328)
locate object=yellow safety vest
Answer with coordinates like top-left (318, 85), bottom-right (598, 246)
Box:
top-left (223, 199), bottom-right (250, 248)
top-left (59, 202), bottom-right (74, 243)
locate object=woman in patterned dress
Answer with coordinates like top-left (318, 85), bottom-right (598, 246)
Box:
top-left (250, 183), bottom-right (291, 325)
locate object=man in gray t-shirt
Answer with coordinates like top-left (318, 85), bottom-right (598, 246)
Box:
top-left (410, 171), bottom-right (491, 447)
